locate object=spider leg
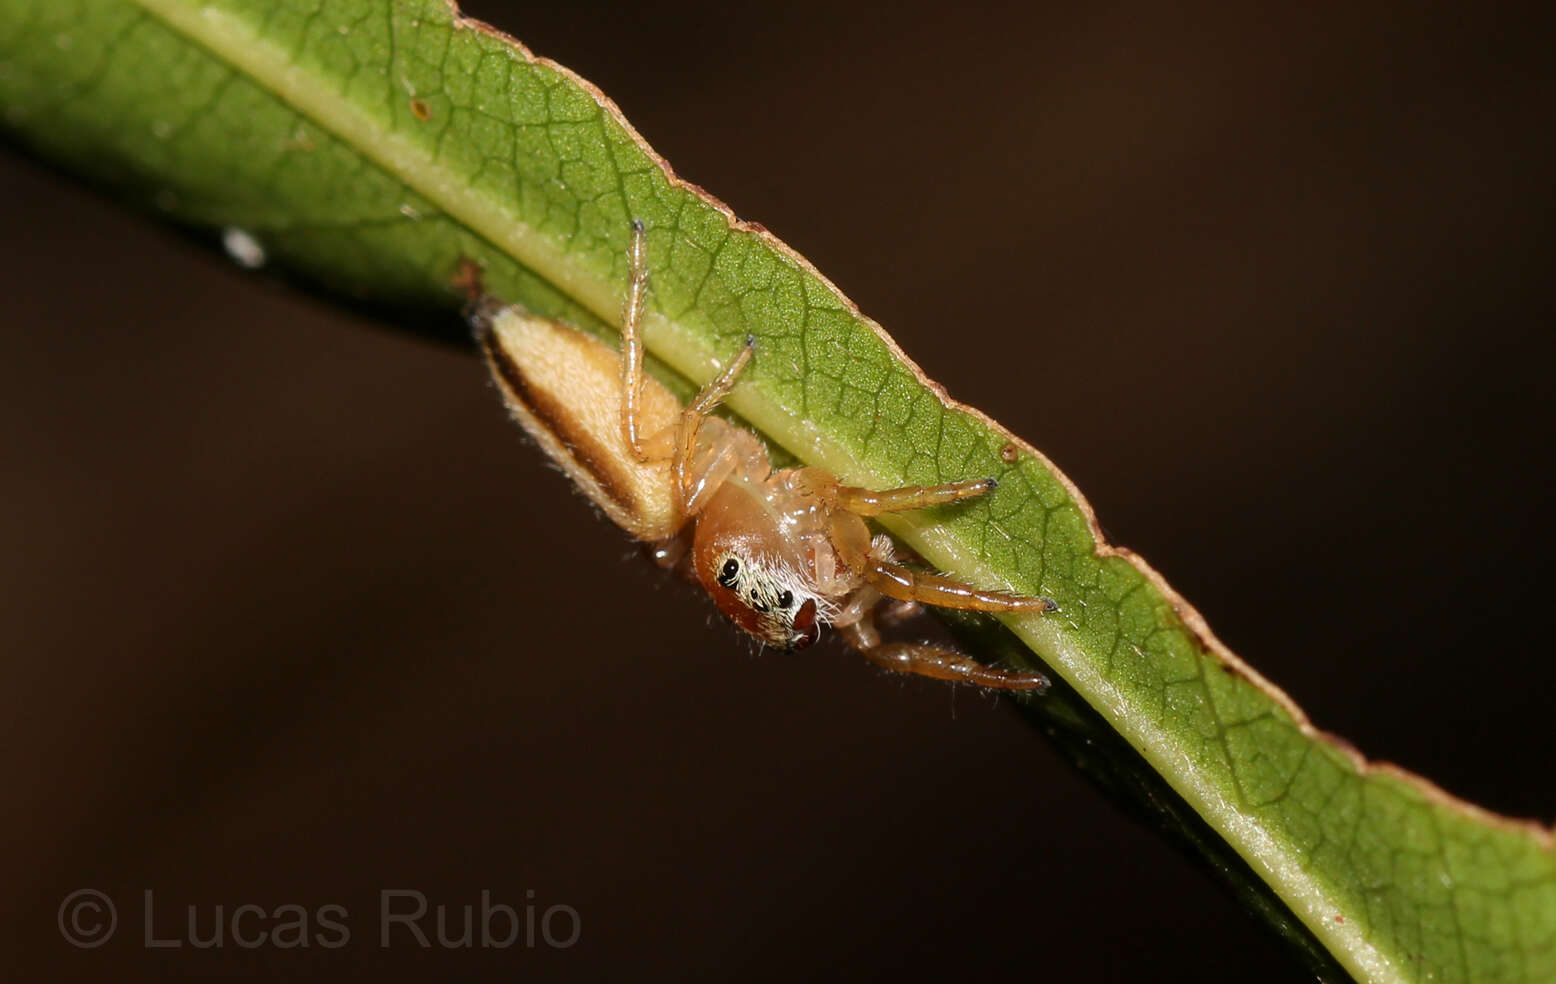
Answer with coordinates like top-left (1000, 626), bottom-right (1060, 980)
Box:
top-left (837, 607), bottom-right (1048, 691)
top-left (877, 598), bottom-right (924, 627)
top-left (828, 512), bottom-right (1057, 614)
top-left (615, 219), bottom-right (760, 517)
top-left (866, 560), bottom-right (1057, 613)
top-left (618, 212), bottom-right (752, 465)
top-left (671, 337), bottom-right (755, 515)
top-left (835, 477), bottom-right (997, 516)
top-left (619, 220), bottom-right (656, 462)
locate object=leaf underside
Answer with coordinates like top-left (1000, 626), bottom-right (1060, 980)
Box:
top-left (2, 1), bottom-right (1552, 980)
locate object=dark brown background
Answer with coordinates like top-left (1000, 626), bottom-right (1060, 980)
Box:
top-left (4, 1), bottom-right (1553, 980)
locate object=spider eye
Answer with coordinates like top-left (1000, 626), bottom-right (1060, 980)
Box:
top-left (717, 557), bottom-right (740, 587)
top-left (777, 590), bottom-right (794, 609)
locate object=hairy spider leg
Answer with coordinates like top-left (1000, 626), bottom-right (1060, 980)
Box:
top-left (620, 219), bottom-right (654, 462)
top-left (836, 611), bottom-right (1049, 691)
top-left (671, 340), bottom-right (754, 514)
top-left (828, 509), bottom-right (1057, 614)
top-left (815, 492), bottom-right (1055, 688)
top-left (792, 469), bottom-right (1001, 519)
top-left (614, 219), bottom-right (760, 518)
top-left (836, 477), bottom-right (999, 516)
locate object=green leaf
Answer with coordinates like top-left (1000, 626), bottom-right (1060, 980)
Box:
top-left (3, 1), bottom-right (1552, 980)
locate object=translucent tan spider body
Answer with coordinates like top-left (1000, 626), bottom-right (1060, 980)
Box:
top-left (468, 222), bottom-right (1054, 690)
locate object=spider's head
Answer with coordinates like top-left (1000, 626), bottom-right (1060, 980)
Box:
top-left (701, 552), bottom-right (823, 652)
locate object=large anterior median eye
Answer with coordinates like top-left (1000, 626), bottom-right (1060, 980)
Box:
top-left (716, 557), bottom-right (740, 588)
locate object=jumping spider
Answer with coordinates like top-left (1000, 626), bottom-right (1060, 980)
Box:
top-left (465, 221), bottom-right (1055, 690)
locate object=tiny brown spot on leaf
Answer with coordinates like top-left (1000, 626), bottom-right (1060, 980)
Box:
top-left (1000, 442), bottom-right (1019, 463)
top-left (409, 98), bottom-right (431, 121)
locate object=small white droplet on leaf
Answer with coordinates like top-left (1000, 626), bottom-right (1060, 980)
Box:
top-left (221, 227), bottom-right (266, 270)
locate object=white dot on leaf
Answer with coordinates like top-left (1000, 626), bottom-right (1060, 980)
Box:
top-left (221, 227), bottom-right (266, 270)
